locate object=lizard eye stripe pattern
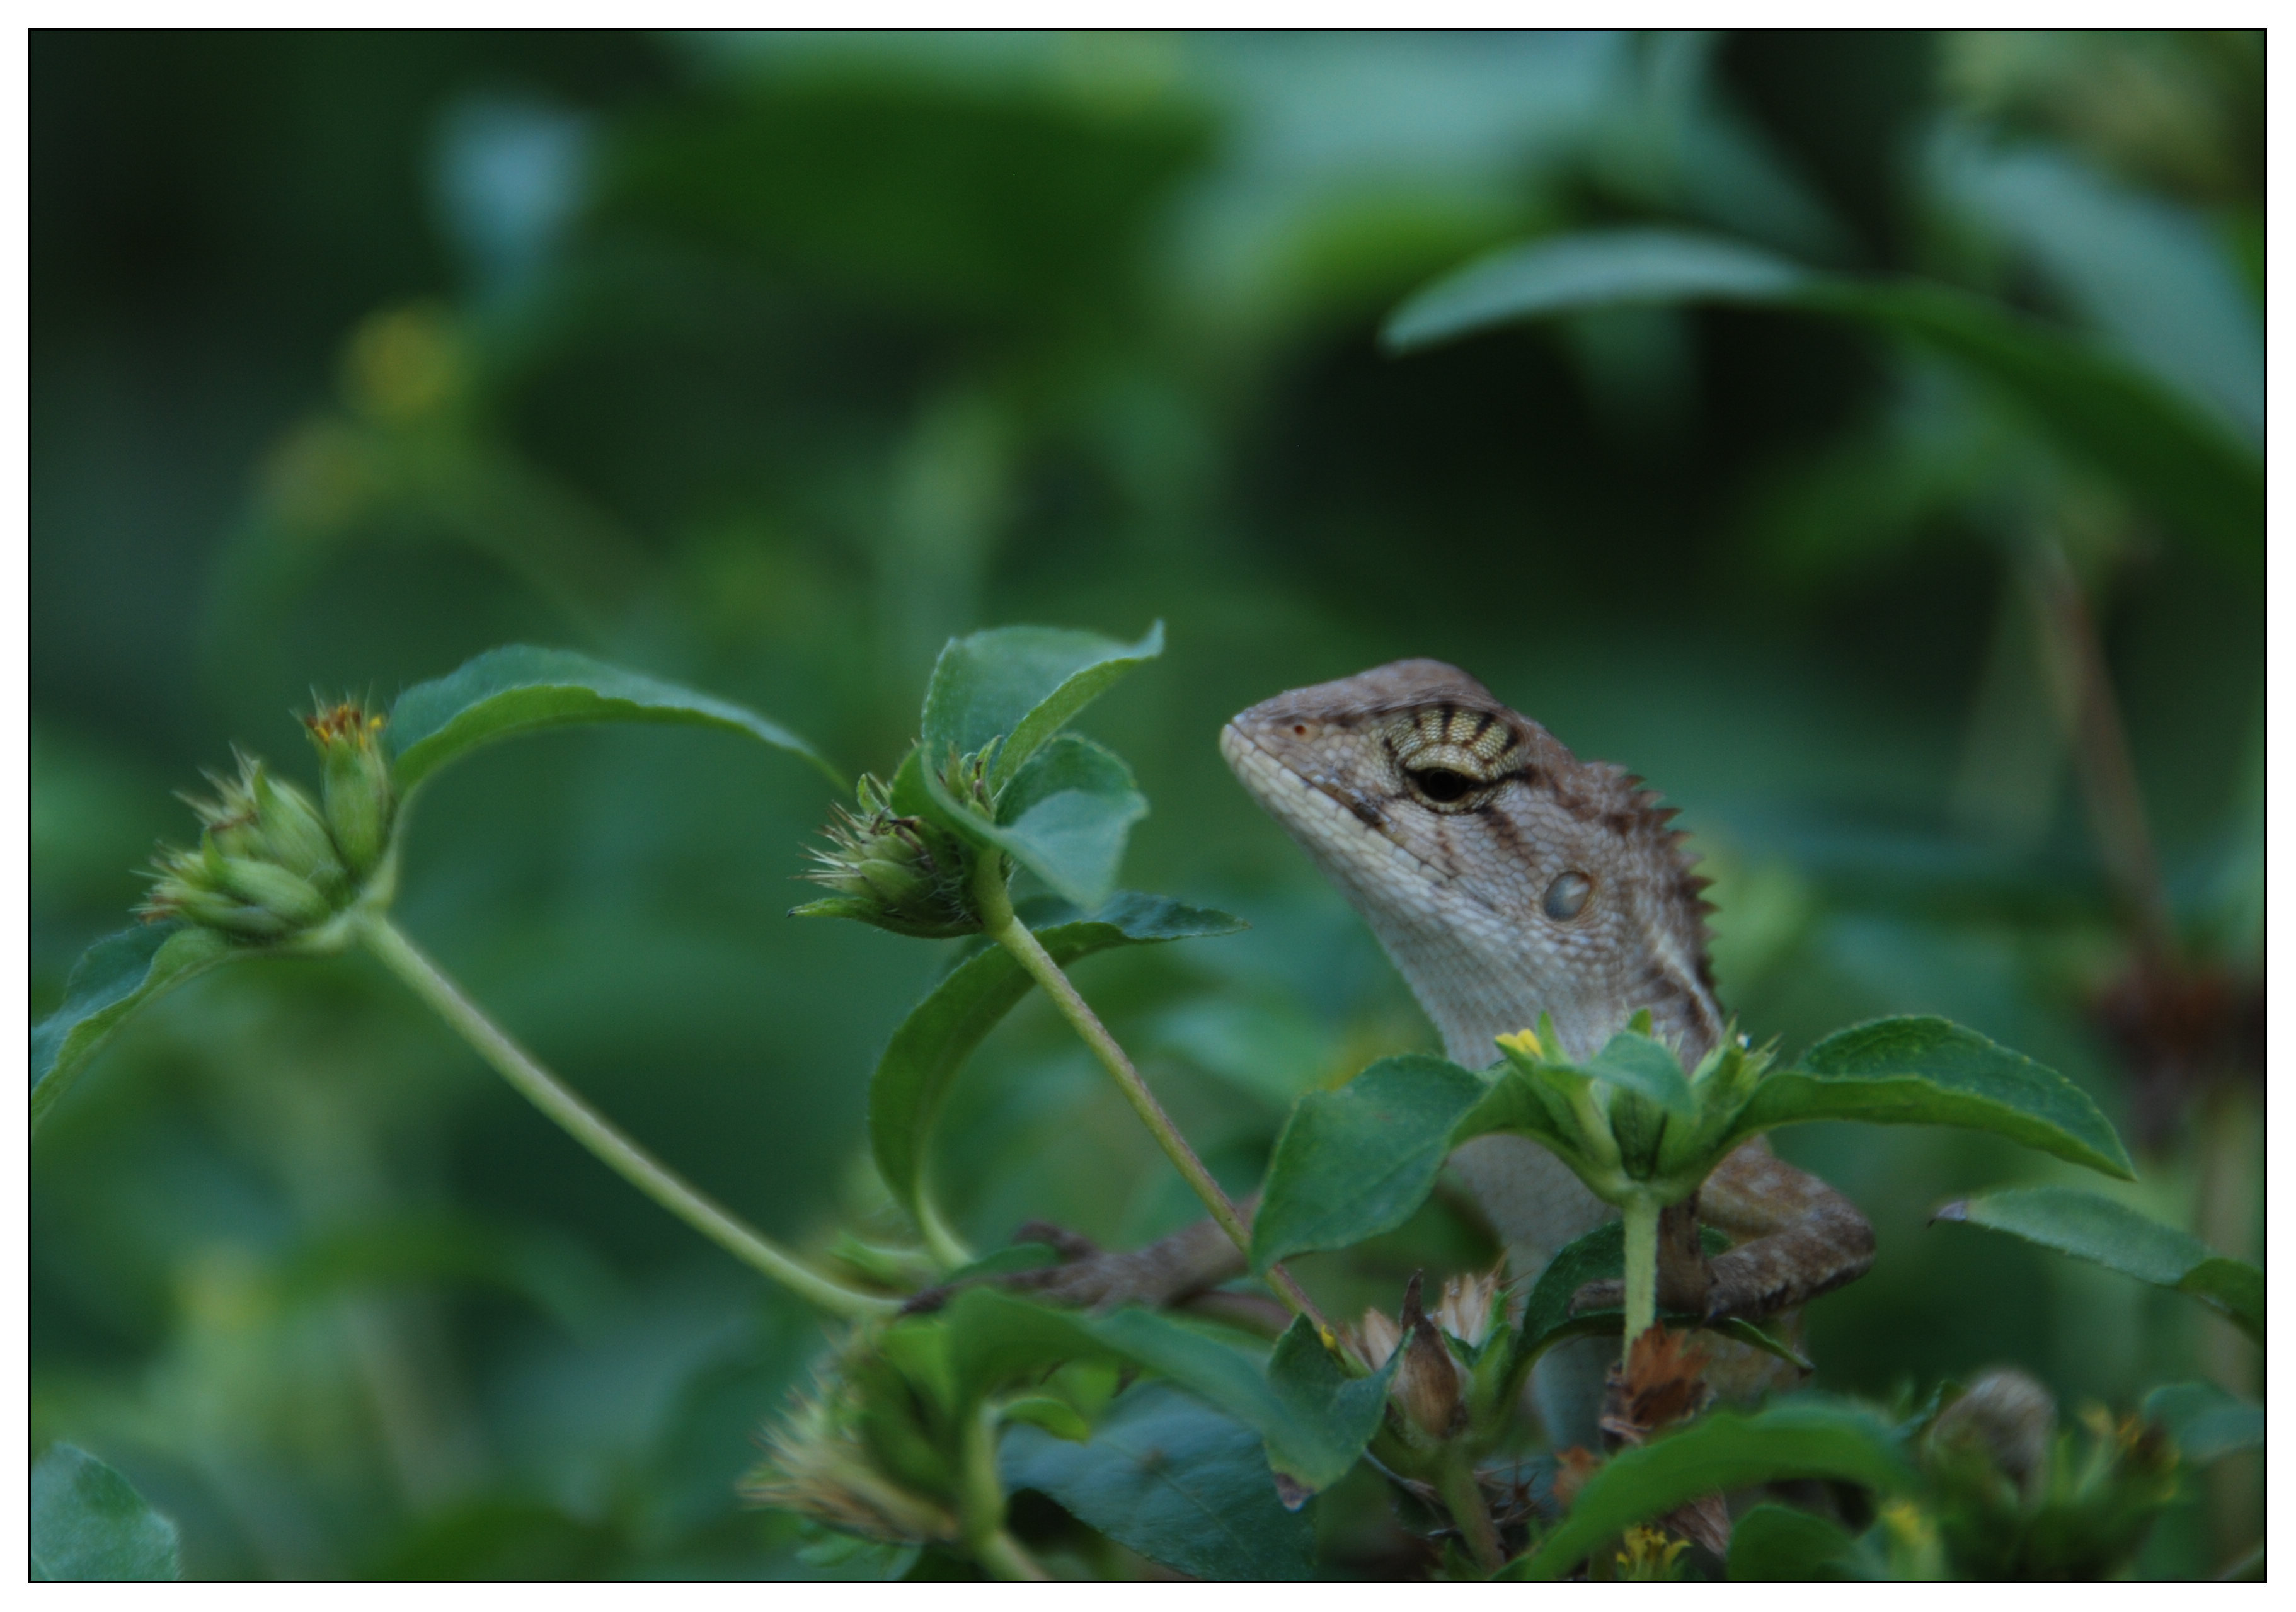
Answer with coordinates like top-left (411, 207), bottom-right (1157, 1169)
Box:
top-left (1387, 704), bottom-right (1517, 812)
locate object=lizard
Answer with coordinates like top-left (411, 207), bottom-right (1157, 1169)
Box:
top-left (1008, 659), bottom-right (1874, 1441)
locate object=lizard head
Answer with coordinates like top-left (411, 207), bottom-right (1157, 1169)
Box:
top-left (1220, 659), bottom-right (1719, 1065)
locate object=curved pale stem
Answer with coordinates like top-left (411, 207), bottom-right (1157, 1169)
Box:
top-left (355, 914), bottom-right (897, 1322)
top-left (970, 857), bottom-right (1335, 1341)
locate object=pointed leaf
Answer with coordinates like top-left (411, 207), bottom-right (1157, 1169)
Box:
top-left (1384, 228), bottom-right (2259, 571)
top-left (1728, 1017), bottom-right (2133, 1180)
top-left (2140, 1381), bottom-right (2263, 1465)
top-left (1932, 1186), bottom-right (2260, 1342)
top-left (919, 622), bottom-right (1163, 788)
top-left (1261, 1315), bottom-right (1401, 1499)
top-left (1507, 1398), bottom-right (1915, 1580)
top-left (868, 895), bottom-right (1244, 1238)
top-left (30, 923), bottom-right (236, 1133)
top-left (30, 1445), bottom-right (181, 1581)
top-left (386, 644), bottom-right (841, 794)
top-left (961, 734), bottom-right (1150, 909)
top-left (1583, 1029), bottom-right (1697, 1115)
top-left (1249, 1054), bottom-right (1491, 1272)
top-left (1000, 1381), bottom-right (1314, 1581)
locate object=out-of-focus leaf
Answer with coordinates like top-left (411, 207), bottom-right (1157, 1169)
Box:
top-left (1728, 1017), bottom-right (2133, 1180)
top-left (30, 1444), bottom-right (181, 1581)
top-left (30, 923), bottom-right (235, 1132)
top-left (943, 1292), bottom-right (1396, 1501)
top-left (1384, 227), bottom-right (2261, 570)
top-left (1151, 997), bottom-right (1336, 1109)
top-left (1931, 134), bottom-right (2263, 441)
top-left (1933, 1187), bottom-right (2261, 1342)
top-left (1726, 1502), bottom-right (1878, 1581)
top-left (2140, 1381), bottom-right (2263, 1465)
top-left (386, 644), bottom-right (841, 794)
top-left (917, 622), bottom-right (1162, 784)
top-left (998, 1395), bottom-right (1094, 1444)
top-left (361, 1497), bottom-right (622, 1580)
top-left (868, 895), bottom-right (1244, 1244)
top-left (1249, 1054), bottom-right (1489, 1271)
top-left (1001, 1381), bottom-right (1315, 1580)
top-left (940, 733), bottom-right (1147, 910)
top-left (1506, 1398), bottom-right (1915, 1580)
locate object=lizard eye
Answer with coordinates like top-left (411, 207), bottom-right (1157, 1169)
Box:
top-left (1408, 767), bottom-right (1478, 804)
top-left (1543, 871), bottom-right (1593, 921)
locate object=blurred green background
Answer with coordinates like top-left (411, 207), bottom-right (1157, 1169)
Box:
top-left (31, 30), bottom-right (2262, 1578)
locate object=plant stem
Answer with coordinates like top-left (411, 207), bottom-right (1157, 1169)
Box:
top-left (974, 1528), bottom-right (1052, 1582)
top-left (1619, 1194), bottom-right (1660, 1363)
top-left (1438, 1457), bottom-right (1505, 1575)
top-left (970, 859), bottom-right (1335, 1340)
top-left (355, 913), bottom-right (897, 1323)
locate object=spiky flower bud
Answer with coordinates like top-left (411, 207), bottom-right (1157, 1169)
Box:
top-left (793, 772), bottom-right (979, 939)
top-left (141, 749), bottom-right (372, 947)
top-left (304, 700), bottom-right (394, 877)
top-left (743, 1368), bottom-right (962, 1546)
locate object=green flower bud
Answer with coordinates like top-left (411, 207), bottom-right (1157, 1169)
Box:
top-left (251, 768), bottom-right (344, 887)
top-left (743, 1365), bottom-right (962, 1546)
top-left (140, 745), bottom-right (371, 946)
top-left (211, 855), bottom-right (333, 928)
top-left (304, 700), bottom-right (394, 877)
top-left (793, 772), bottom-right (979, 939)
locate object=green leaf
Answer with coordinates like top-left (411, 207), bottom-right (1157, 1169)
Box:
top-left (1261, 1315), bottom-right (1401, 1500)
top-left (386, 644), bottom-right (841, 795)
top-left (1507, 1398), bottom-right (1916, 1580)
top-left (1384, 229), bottom-right (2260, 571)
top-left (30, 923), bottom-right (236, 1133)
top-left (2140, 1381), bottom-right (2264, 1465)
top-left (936, 733), bottom-right (1149, 909)
top-left (30, 1444), bottom-right (181, 1581)
top-left (1384, 228), bottom-right (1809, 345)
top-left (1932, 1187), bottom-right (2261, 1342)
top-left (918, 622), bottom-right (1163, 789)
top-left (1726, 1502), bottom-right (1877, 1581)
top-left (1728, 1017), bottom-right (2133, 1180)
top-left (1000, 1381), bottom-right (1315, 1581)
top-left (1249, 1055), bottom-right (1490, 1272)
top-left (868, 895), bottom-right (1244, 1240)
top-left (1583, 1029), bottom-right (1697, 1116)
top-left (943, 1292), bottom-right (1394, 1500)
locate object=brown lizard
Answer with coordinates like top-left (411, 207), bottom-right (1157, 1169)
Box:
top-left (1014, 660), bottom-right (1874, 1438)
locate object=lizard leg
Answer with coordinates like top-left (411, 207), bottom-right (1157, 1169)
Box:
top-left (989, 1202), bottom-right (1253, 1312)
top-left (1691, 1138), bottom-right (1874, 1320)
top-left (1569, 1140), bottom-right (1873, 1322)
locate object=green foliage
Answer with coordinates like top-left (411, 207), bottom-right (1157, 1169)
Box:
top-left (387, 643), bottom-right (842, 795)
top-left (1725, 1504), bottom-right (1876, 1582)
top-left (1507, 1398), bottom-right (1916, 1579)
top-left (1001, 1382), bottom-right (1316, 1580)
top-left (920, 622), bottom-right (1165, 791)
top-left (28, 923), bottom-right (233, 1130)
top-left (1384, 227), bottom-right (2261, 569)
top-left (30, 1445), bottom-right (182, 1581)
top-left (1249, 1054), bottom-right (1487, 1271)
top-left (868, 895), bottom-right (1243, 1250)
top-left (1934, 1187), bottom-right (2261, 1342)
top-left (2140, 1381), bottom-right (2263, 1465)
top-left (1731, 1018), bottom-right (2133, 1179)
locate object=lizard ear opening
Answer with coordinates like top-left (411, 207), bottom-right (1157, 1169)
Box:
top-left (1543, 870), bottom-right (1593, 921)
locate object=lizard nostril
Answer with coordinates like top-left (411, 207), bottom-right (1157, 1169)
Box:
top-left (1293, 724), bottom-right (1307, 736)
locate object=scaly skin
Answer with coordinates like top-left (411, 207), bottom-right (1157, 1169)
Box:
top-left (1012, 661), bottom-right (1874, 1426)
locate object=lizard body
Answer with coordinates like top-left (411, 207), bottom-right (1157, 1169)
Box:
top-left (1019, 660), bottom-right (1873, 1433)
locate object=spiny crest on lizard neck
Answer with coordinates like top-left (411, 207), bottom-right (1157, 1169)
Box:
top-left (1220, 658), bottom-right (1721, 1067)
